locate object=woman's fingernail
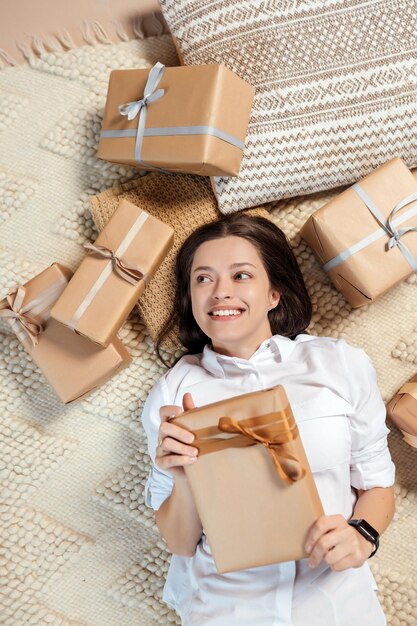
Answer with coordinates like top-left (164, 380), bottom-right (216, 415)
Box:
top-left (305, 544), bottom-right (311, 554)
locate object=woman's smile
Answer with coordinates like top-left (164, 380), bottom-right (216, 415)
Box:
top-left (208, 306), bottom-right (246, 320)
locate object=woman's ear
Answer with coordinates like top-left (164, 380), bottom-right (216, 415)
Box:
top-left (269, 290), bottom-right (280, 310)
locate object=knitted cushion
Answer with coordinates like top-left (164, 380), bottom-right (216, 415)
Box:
top-left (160, 0), bottom-right (417, 214)
top-left (89, 173), bottom-right (271, 349)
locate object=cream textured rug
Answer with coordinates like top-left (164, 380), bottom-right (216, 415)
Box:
top-left (0, 31), bottom-right (416, 626)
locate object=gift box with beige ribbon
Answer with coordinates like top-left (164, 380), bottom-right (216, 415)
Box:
top-left (300, 157), bottom-right (417, 307)
top-left (172, 385), bottom-right (323, 573)
top-left (97, 62), bottom-right (255, 176)
top-left (0, 263), bottom-right (131, 404)
top-left (386, 375), bottom-right (417, 449)
top-left (50, 199), bottom-right (174, 347)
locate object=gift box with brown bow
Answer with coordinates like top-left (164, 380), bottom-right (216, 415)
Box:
top-left (50, 199), bottom-right (174, 347)
top-left (97, 62), bottom-right (255, 176)
top-left (386, 374), bottom-right (417, 449)
top-left (0, 263), bottom-right (131, 404)
top-left (300, 157), bottom-right (417, 307)
top-left (172, 385), bottom-right (323, 573)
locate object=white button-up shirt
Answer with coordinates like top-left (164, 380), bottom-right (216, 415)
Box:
top-left (141, 334), bottom-right (395, 626)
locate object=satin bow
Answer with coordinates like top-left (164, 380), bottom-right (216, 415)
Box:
top-left (0, 286), bottom-right (43, 347)
top-left (218, 416), bottom-right (305, 484)
top-left (84, 242), bottom-right (147, 286)
top-left (353, 183), bottom-right (417, 272)
top-left (118, 62), bottom-right (165, 165)
top-left (385, 195), bottom-right (417, 258)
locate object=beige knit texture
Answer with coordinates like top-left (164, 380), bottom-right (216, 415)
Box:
top-left (0, 29), bottom-right (416, 626)
top-left (160, 0), bottom-right (417, 214)
top-left (90, 173), bottom-right (271, 350)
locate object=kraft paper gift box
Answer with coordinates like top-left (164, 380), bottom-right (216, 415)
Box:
top-left (50, 199), bottom-right (174, 347)
top-left (300, 157), bottom-right (417, 308)
top-left (172, 385), bottom-right (324, 574)
top-left (0, 263), bottom-right (131, 404)
top-left (97, 62), bottom-right (255, 176)
top-left (386, 374), bottom-right (417, 449)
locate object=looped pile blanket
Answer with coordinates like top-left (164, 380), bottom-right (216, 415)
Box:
top-left (0, 30), bottom-right (416, 626)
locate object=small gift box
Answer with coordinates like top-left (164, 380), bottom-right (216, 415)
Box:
top-left (386, 375), bottom-right (417, 448)
top-left (97, 62), bottom-right (255, 176)
top-left (172, 385), bottom-right (323, 573)
top-left (300, 158), bottom-right (417, 307)
top-left (0, 264), bottom-right (131, 404)
top-left (50, 199), bottom-right (174, 347)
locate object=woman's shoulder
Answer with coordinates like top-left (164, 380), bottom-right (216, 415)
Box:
top-left (161, 352), bottom-right (205, 389)
top-left (143, 353), bottom-right (204, 412)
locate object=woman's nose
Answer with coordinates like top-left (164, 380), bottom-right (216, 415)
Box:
top-left (214, 293), bottom-right (231, 300)
top-left (213, 279), bottom-right (233, 300)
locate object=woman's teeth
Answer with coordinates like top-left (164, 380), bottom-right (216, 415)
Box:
top-left (210, 309), bottom-right (242, 316)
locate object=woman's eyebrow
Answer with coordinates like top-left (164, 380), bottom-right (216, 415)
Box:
top-left (193, 262), bottom-right (256, 272)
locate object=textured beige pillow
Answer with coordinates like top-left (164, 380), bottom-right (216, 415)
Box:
top-left (89, 173), bottom-right (271, 349)
top-left (160, 0), bottom-right (417, 214)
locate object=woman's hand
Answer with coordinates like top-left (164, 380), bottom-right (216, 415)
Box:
top-left (304, 514), bottom-right (374, 571)
top-left (155, 392), bottom-right (199, 478)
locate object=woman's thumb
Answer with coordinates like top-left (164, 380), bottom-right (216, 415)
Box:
top-left (182, 392), bottom-right (196, 411)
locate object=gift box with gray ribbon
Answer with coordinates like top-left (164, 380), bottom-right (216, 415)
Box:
top-left (97, 62), bottom-right (255, 177)
top-left (300, 157), bottom-right (417, 307)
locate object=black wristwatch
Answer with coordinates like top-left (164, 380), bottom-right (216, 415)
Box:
top-left (348, 519), bottom-right (380, 558)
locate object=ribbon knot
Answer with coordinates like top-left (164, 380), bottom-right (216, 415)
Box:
top-left (387, 230), bottom-right (401, 249)
top-left (83, 242), bottom-right (147, 286)
top-left (0, 286), bottom-right (43, 347)
top-left (218, 416), bottom-right (305, 484)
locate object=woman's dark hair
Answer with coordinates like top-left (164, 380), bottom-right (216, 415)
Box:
top-left (156, 214), bottom-right (312, 363)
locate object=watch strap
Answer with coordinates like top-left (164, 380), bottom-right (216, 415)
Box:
top-left (348, 518), bottom-right (379, 558)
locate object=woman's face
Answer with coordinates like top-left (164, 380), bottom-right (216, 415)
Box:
top-left (190, 236), bottom-right (280, 359)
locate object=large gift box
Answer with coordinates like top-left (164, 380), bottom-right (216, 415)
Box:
top-left (0, 264), bottom-right (131, 404)
top-left (51, 199), bottom-right (174, 347)
top-left (300, 158), bottom-right (417, 307)
top-left (173, 385), bottom-right (323, 573)
top-left (386, 375), bottom-right (417, 449)
top-left (97, 62), bottom-right (255, 176)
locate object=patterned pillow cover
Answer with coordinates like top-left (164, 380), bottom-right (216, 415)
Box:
top-left (160, 0), bottom-right (417, 214)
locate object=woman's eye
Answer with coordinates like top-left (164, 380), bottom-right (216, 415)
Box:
top-left (196, 275), bottom-right (210, 283)
top-left (235, 272), bottom-right (251, 280)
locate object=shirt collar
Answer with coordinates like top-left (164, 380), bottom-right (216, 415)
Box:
top-left (201, 334), bottom-right (299, 377)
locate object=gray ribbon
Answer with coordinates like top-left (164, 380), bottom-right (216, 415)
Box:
top-left (118, 61), bottom-right (165, 170)
top-left (101, 126), bottom-right (245, 150)
top-left (323, 183), bottom-right (417, 273)
top-left (106, 62), bottom-right (245, 168)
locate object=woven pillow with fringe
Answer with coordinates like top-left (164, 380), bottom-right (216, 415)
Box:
top-left (89, 172), bottom-right (271, 350)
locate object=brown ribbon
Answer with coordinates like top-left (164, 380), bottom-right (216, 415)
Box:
top-left (192, 409), bottom-right (306, 485)
top-left (84, 242), bottom-right (148, 286)
top-left (0, 273), bottom-right (68, 348)
top-left (0, 286), bottom-right (44, 347)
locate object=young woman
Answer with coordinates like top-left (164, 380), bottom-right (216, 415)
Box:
top-left (141, 214), bottom-right (395, 626)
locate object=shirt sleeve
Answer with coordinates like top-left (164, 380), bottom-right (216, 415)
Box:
top-left (340, 340), bottom-right (395, 490)
top-left (140, 375), bottom-right (174, 511)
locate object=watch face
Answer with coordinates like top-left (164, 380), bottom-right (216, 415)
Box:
top-left (358, 520), bottom-right (379, 541)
